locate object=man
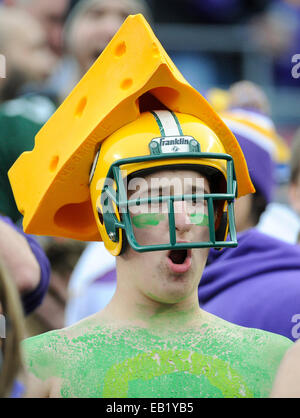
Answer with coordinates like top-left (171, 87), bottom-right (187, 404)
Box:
top-left (4, 0), bottom-right (70, 57)
top-left (16, 110), bottom-right (292, 398)
top-left (57, 0), bottom-right (152, 101)
top-left (0, 260), bottom-right (25, 398)
top-left (2, 0), bottom-right (71, 104)
top-left (258, 127), bottom-right (300, 245)
top-left (0, 215), bottom-right (50, 397)
top-left (0, 6), bottom-right (56, 221)
top-left (0, 215), bottom-right (50, 316)
top-left (64, 0), bottom-right (152, 325)
top-left (0, 6), bottom-right (57, 102)
top-left (9, 15), bottom-right (292, 398)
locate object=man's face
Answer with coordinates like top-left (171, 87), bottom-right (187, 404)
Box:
top-left (23, 0), bottom-right (70, 56)
top-left (70, 0), bottom-right (138, 75)
top-left (0, 9), bottom-right (57, 99)
top-left (119, 169), bottom-right (211, 305)
top-left (5, 16), bottom-right (57, 83)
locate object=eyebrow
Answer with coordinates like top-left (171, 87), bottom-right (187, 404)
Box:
top-left (191, 185), bottom-right (210, 194)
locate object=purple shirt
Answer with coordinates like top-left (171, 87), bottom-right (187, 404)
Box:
top-left (0, 216), bottom-right (50, 315)
top-left (199, 228), bottom-right (300, 341)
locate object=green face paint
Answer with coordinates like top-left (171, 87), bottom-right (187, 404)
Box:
top-left (132, 213), bottom-right (209, 228)
top-left (189, 213), bottom-right (209, 226)
top-left (132, 213), bottom-right (166, 228)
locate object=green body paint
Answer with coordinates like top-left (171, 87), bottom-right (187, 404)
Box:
top-left (22, 316), bottom-right (292, 398)
top-left (132, 213), bottom-right (209, 228)
top-left (103, 349), bottom-right (253, 398)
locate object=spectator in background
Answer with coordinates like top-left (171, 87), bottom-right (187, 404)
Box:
top-left (0, 6), bottom-right (57, 222)
top-left (2, 0), bottom-right (71, 104)
top-left (0, 5), bottom-right (76, 339)
top-left (65, 240), bottom-right (115, 325)
top-left (27, 237), bottom-right (85, 336)
top-left (223, 80), bottom-right (291, 184)
top-left (0, 216), bottom-right (50, 316)
top-left (0, 215), bottom-right (51, 397)
top-left (0, 6), bottom-right (57, 102)
top-left (0, 263), bottom-right (25, 398)
top-left (57, 0), bottom-right (152, 101)
top-left (3, 0), bottom-right (70, 57)
top-left (258, 127), bottom-right (300, 244)
top-left (0, 101), bottom-right (56, 222)
top-left (198, 82), bottom-right (300, 342)
top-left (220, 81), bottom-right (291, 230)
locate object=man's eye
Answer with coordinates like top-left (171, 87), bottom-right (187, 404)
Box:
top-left (191, 196), bottom-right (202, 204)
top-left (191, 197), bottom-right (208, 207)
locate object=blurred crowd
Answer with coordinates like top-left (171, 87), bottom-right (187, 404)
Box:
top-left (0, 0), bottom-right (300, 398)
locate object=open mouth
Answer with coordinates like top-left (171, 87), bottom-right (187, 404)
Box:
top-left (168, 249), bottom-right (188, 264)
top-left (166, 248), bottom-right (192, 273)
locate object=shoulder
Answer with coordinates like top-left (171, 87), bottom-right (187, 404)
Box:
top-left (22, 329), bottom-right (68, 378)
top-left (22, 318), bottom-right (104, 397)
top-left (270, 339), bottom-right (300, 397)
top-left (22, 329), bottom-right (68, 397)
top-left (23, 315), bottom-right (106, 372)
top-left (248, 327), bottom-right (293, 363)
top-left (211, 314), bottom-right (293, 363)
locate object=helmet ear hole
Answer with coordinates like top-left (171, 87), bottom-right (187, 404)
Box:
top-left (97, 207), bottom-right (104, 225)
top-left (119, 230), bottom-right (128, 255)
top-left (215, 212), bottom-right (228, 243)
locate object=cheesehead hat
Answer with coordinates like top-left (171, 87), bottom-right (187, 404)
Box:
top-left (9, 14), bottom-right (254, 242)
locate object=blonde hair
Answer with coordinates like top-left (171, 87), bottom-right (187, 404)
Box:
top-left (228, 80), bottom-right (271, 115)
top-left (0, 263), bottom-right (25, 398)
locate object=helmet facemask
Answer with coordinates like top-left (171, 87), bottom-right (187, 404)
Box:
top-left (90, 110), bottom-right (239, 255)
top-left (97, 152), bottom-right (237, 254)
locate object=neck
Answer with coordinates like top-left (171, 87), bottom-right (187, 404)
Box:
top-left (136, 299), bottom-right (203, 331)
top-left (99, 268), bottom-right (205, 332)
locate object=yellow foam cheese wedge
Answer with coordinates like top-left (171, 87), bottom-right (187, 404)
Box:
top-left (8, 14), bottom-right (254, 241)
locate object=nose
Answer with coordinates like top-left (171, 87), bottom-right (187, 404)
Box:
top-left (173, 200), bottom-right (192, 234)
